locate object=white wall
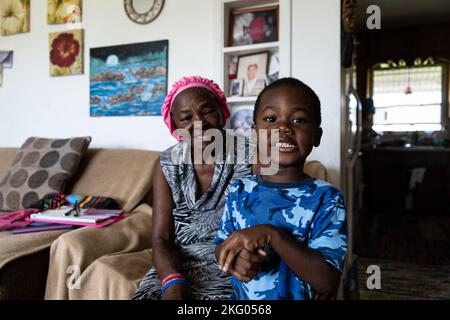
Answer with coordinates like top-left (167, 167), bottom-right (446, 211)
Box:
top-left (291, 0), bottom-right (341, 186)
top-left (0, 0), bottom-right (342, 186)
top-left (0, 0), bottom-right (215, 150)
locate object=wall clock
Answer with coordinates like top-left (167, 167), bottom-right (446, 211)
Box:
top-left (124, 0), bottom-right (165, 25)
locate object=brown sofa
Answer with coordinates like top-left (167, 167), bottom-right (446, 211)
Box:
top-left (43, 160), bottom-right (329, 300)
top-left (0, 147), bottom-right (159, 300)
top-left (0, 146), bottom-right (329, 300)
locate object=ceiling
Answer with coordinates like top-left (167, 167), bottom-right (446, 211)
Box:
top-left (355, 0), bottom-right (450, 30)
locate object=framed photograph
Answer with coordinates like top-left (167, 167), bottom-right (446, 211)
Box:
top-left (229, 106), bottom-right (254, 137)
top-left (237, 51), bottom-right (269, 97)
top-left (229, 79), bottom-right (244, 97)
top-left (229, 5), bottom-right (279, 47)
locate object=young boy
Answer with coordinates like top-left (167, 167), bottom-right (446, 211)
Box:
top-left (214, 78), bottom-right (348, 300)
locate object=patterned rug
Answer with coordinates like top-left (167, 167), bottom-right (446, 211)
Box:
top-left (356, 215), bottom-right (450, 265)
top-left (347, 257), bottom-right (450, 300)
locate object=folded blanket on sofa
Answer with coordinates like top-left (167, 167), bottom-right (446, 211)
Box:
top-left (26, 193), bottom-right (120, 211)
top-left (0, 209), bottom-right (41, 231)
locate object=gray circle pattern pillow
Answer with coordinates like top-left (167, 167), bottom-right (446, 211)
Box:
top-left (0, 136), bottom-right (92, 211)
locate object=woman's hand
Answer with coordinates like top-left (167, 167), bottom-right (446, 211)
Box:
top-left (218, 224), bottom-right (274, 273)
top-left (161, 283), bottom-right (193, 300)
top-left (227, 248), bottom-right (265, 283)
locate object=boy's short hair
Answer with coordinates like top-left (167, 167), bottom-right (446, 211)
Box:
top-left (253, 77), bottom-right (322, 127)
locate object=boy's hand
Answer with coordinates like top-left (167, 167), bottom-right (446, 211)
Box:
top-left (218, 225), bottom-right (273, 273)
top-left (228, 248), bottom-right (264, 283)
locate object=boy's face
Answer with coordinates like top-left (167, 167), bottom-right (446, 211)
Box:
top-left (253, 85), bottom-right (322, 168)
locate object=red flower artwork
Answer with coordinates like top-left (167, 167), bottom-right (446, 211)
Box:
top-left (50, 32), bottom-right (80, 68)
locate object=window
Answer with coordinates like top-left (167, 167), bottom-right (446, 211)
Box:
top-left (371, 65), bottom-right (444, 132)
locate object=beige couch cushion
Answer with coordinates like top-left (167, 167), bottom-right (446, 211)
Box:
top-left (45, 203), bottom-right (152, 300)
top-left (304, 160), bottom-right (329, 182)
top-left (0, 229), bottom-right (69, 270)
top-left (70, 249), bottom-right (152, 300)
top-left (0, 149), bottom-right (19, 184)
top-left (66, 148), bottom-right (160, 212)
top-left (0, 147), bottom-right (159, 300)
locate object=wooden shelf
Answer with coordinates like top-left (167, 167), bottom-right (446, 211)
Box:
top-left (223, 42), bottom-right (280, 55)
top-left (227, 96), bottom-right (258, 104)
top-left (223, 0), bottom-right (278, 9)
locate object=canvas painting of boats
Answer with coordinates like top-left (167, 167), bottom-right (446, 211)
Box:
top-left (90, 40), bottom-right (168, 117)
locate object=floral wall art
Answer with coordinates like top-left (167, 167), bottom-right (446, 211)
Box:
top-left (90, 40), bottom-right (168, 117)
top-left (49, 29), bottom-right (84, 76)
top-left (1, 0), bottom-right (30, 36)
top-left (48, 0), bottom-right (82, 24)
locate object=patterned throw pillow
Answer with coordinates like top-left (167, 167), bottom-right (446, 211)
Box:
top-left (0, 136), bottom-right (92, 211)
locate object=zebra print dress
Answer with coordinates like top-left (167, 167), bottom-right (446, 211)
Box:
top-left (132, 134), bottom-right (254, 300)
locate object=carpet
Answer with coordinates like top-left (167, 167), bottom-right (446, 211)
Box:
top-left (356, 215), bottom-right (450, 265)
top-left (347, 257), bottom-right (450, 300)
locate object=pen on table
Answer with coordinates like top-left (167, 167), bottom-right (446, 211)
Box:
top-left (63, 201), bottom-right (81, 216)
top-left (64, 207), bottom-right (75, 216)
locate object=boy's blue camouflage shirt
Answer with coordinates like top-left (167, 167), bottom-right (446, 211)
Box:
top-left (215, 175), bottom-right (348, 300)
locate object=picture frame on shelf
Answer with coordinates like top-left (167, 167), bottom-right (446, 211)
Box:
top-left (229, 78), bottom-right (244, 97)
top-left (228, 5), bottom-right (279, 47)
top-left (229, 105), bottom-right (254, 138)
top-left (237, 51), bottom-right (269, 97)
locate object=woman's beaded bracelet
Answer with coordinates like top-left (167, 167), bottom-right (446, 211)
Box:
top-left (161, 278), bottom-right (191, 295)
top-left (162, 273), bottom-right (185, 286)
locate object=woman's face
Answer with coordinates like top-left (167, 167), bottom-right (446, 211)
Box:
top-left (171, 88), bottom-right (223, 148)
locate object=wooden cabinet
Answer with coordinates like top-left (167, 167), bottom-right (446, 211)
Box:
top-left (362, 147), bottom-right (450, 216)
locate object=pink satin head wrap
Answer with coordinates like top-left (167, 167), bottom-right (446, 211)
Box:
top-left (161, 76), bottom-right (230, 139)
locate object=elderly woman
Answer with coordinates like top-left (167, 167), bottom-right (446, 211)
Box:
top-left (132, 76), bottom-right (259, 300)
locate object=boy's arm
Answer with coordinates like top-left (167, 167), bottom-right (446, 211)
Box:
top-left (220, 224), bottom-right (341, 296)
top-left (214, 183), bottom-right (265, 283)
top-left (266, 225), bottom-right (342, 296)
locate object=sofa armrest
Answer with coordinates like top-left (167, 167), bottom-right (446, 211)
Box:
top-left (45, 203), bottom-right (152, 300)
